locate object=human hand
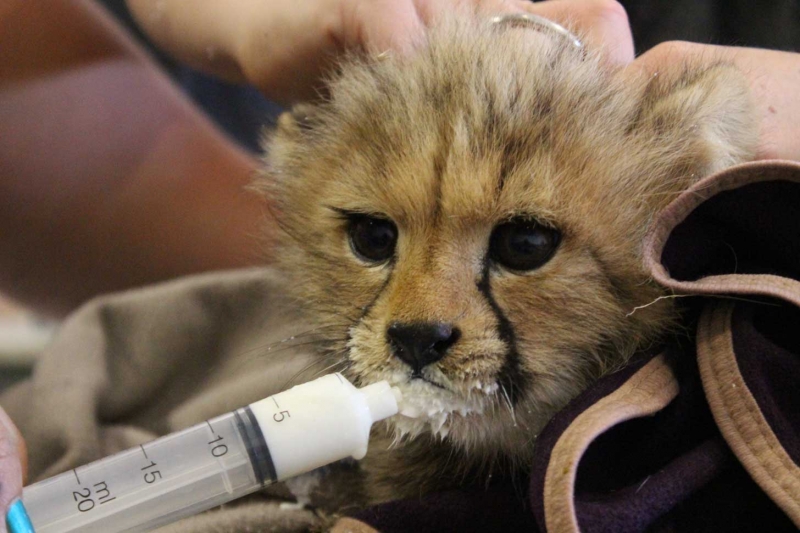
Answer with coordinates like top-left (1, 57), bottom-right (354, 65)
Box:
top-left (334, 0), bottom-right (634, 62)
top-left (126, 0), bottom-right (634, 104)
top-left (629, 42), bottom-right (800, 162)
top-left (0, 407), bottom-right (26, 533)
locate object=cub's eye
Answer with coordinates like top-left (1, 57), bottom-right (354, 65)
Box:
top-left (489, 219), bottom-right (560, 272)
top-left (348, 215), bottom-right (398, 263)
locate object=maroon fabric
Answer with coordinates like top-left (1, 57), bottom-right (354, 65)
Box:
top-left (569, 355), bottom-right (725, 532)
top-left (659, 175), bottom-right (800, 469)
top-left (650, 460), bottom-right (796, 532)
top-left (528, 342), bottom-right (795, 532)
top-left (352, 481), bottom-right (540, 533)
top-left (528, 350), bottom-right (659, 532)
top-left (661, 180), bottom-right (800, 282)
top-left (732, 301), bottom-right (800, 465)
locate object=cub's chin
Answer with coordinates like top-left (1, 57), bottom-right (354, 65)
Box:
top-left (378, 370), bottom-right (500, 438)
top-left (351, 366), bottom-right (558, 460)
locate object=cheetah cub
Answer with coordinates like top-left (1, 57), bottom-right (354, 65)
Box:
top-left (257, 12), bottom-right (755, 505)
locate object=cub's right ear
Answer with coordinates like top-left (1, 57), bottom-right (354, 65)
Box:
top-left (276, 104), bottom-right (320, 138)
top-left (627, 46), bottom-right (757, 177)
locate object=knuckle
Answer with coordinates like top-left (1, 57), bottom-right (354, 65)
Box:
top-left (643, 40), bottom-right (700, 63)
top-left (584, 0), bottom-right (630, 28)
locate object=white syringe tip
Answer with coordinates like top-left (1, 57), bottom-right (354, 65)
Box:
top-left (360, 381), bottom-right (400, 422)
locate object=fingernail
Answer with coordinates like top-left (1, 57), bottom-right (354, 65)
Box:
top-left (4, 500), bottom-right (34, 533)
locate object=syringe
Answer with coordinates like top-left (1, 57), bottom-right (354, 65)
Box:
top-left (6, 373), bottom-right (400, 533)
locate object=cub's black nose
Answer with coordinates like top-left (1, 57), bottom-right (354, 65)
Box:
top-left (386, 322), bottom-right (460, 374)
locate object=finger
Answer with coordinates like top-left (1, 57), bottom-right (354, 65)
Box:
top-left (0, 408), bottom-right (26, 519)
top-left (516, 0), bottom-right (635, 65)
top-left (412, 0), bottom-right (527, 26)
top-left (408, 0), bottom-right (634, 65)
top-left (346, 0), bottom-right (426, 55)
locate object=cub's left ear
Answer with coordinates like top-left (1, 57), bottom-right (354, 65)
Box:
top-left (630, 61), bottom-right (757, 176)
top-left (276, 103), bottom-right (321, 138)
top-left (261, 103), bottom-right (323, 190)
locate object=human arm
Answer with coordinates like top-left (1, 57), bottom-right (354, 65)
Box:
top-left (0, 0), bottom-right (267, 317)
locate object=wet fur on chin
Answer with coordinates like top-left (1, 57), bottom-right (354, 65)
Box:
top-left (256, 12), bottom-right (756, 503)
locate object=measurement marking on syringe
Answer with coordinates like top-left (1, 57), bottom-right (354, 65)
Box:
top-left (206, 420), bottom-right (216, 435)
top-left (73, 469), bottom-right (81, 485)
top-left (140, 444), bottom-right (149, 459)
top-left (335, 373), bottom-right (344, 384)
top-left (272, 397), bottom-right (280, 409)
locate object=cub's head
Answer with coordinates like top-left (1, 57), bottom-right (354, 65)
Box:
top-left (258, 16), bottom-right (754, 460)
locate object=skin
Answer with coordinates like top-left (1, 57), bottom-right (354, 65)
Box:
top-left (0, 407), bottom-right (26, 533)
top-left (0, 0), bottom-right (266, 319)
top-left (1, 0), bottom-right (799, 525)
top-left (125, 0), bottom-right (636, 104)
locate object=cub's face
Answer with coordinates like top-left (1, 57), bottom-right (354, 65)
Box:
top-left (260, 18), bottom-right (754, 459)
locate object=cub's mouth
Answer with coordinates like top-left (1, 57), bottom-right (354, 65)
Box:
top-left (366, 365), bottom-right (503, 440)
top-left (409, 373), bottom-right (446, 389)
top-left (346, 319), bottom-right (519, 440)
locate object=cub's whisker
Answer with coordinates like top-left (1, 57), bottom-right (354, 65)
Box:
top-left (500, 385), bottom-right (517, 426)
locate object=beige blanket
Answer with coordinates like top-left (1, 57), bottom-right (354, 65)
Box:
top-left (2, 268), bottom-right (327, 532)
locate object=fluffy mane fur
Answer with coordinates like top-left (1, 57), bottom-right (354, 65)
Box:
top-left (255, 13), bottom-right (755, 504)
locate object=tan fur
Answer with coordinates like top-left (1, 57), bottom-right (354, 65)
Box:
top-left (255, 13), bottom-right (756, 506)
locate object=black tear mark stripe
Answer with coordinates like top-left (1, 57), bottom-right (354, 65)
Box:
top-left (431, 144), bottom-right (446, 224)
top-left (344, 269), bottom-right (395, 366)
top-left (235, 407), bottom-right (277, 485)
top-left (476, 264), bottom-right (530, 405)
top-left (358, 268), bottom-right (394, 321)
top-left (587, 248), bottom-right (629, 308)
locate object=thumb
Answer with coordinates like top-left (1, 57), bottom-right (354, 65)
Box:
top-left (0, 407), bottom-right (27, 526)
top-left (342, 0), bottom-right (426, 55)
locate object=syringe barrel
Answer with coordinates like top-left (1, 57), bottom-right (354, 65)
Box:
top-left (17, 374), bottom-right (399, 533)
top-left (250, 374), bottom-right (398, 480)
top-left (21, 409), bottom-right (263, 533)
